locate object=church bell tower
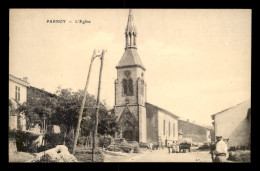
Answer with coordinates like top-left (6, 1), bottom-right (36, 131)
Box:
top-left (114, 9), bottom-right (147, 142)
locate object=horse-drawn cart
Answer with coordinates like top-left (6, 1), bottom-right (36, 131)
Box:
top-left (179, 141), bottom-right (191, 153)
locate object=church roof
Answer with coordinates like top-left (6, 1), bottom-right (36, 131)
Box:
top-left (116, 48), bottom-right (146, 71)
top-left (146, 102), bottom-right (180, 119)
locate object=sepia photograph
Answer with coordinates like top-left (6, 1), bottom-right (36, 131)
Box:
top-left (9, 9), bottom-right (251, 163)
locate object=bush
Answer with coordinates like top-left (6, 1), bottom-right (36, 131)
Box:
top-left (27, 142), bottom-right (38, 153)
top-left (128, 141), bottom-right (139, 146)
top-left (133, 145), bottom-right (141, 153)
top-left (98, 135), bottom-right (114, 148)
top-left (77, 136), bottom-right (87, 146)
top-left (127, 141), bottom-right (140, 153)
top-left (139, 142), bottom-right (149, 148)
top-left (114, 138), bottom-right (126, 144)
top-left (120, 142), bottom-right (135, 153)
top-left (228, 150), bottom-right (251, 162)
top-left (9, 129), bottom-right (16, 139)
top-left (14, 130), bottom-right (27, 152)
top-left (106, 144), bottom-right (121, 152)
top-left (44, 133), bottom-right (63, 147)
top-left (41, 133), bottom-right (63, 152)
top-left (9, 129), bottom-right (40, 152)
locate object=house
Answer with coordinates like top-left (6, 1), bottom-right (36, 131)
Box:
top-left (178, 119), bottom-right (211, 146)
top-left (113, 9), bottom-right (180, 145)
top-left (211, 100), bottom-right (251, 149)
top-left (205, 125), bottom-right (215, 143)
top-left (9, 74), bottom-right (30, 130)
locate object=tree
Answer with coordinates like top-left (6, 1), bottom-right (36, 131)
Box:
top-left (51, 88), bottom-right (99, 145)
top-left (26, 94), bottom-right (57, 130)
top-left (98, 112), bottom-right (120, 136)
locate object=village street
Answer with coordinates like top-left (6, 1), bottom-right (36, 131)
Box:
top-left (104, 148), bottom-right (213, 162)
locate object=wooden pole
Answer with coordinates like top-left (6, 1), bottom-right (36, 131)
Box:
top-left (92, 50), bottom-right (105, 162)
top-left (72, 50), bottom-right (97, 155)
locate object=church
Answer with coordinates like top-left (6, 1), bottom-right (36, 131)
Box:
top-left (114, 10), bottom-right (180, 146)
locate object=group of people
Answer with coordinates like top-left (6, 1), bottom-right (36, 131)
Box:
top-left (166, 134), bottom-right (229, 163)
top-left (167, 141), bottom-right (180, 153)
top-left (147, 134), bottom-right (228, 163)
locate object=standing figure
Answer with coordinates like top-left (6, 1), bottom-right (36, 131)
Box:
top-left (149, 142), bottom-right (153, 152)
top-left (212, 135), bottom-right (228, 162)
top-left (172, 141), bottom-right (176, 153)
top-left (175, 141), bottom-right (180, 153)
top-left (167, 143), bottom-right (172, 154)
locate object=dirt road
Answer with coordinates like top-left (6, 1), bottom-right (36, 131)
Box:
top-left (104, 149), bottom-right (213, 162)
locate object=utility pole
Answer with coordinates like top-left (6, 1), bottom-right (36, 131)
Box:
top-left (92, 50), bottom-right (105, 162)
top-left (72, 50), bottom-right (100, 155)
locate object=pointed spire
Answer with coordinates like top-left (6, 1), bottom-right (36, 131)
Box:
top-left (126, 9), bottom-right (135, 32)
top-left (125, 9), bottom-right (137, 49)
top-left (117, 9), bottom-right (145, 71)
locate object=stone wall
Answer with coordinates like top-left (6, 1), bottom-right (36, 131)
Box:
top-left (9, 138), bottom-right (17, 155)
top-left (9, 115), bottom-right (18, 130)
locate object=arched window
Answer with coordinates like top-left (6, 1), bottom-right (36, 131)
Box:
top-left (123, 78), bottom-right (128, 95)
top-left (128, 78), bottom-right (133, 95)
top-left (122, 70), bottom-right (134, 96)
top-left (122, 78), bottom-right (133, 96)
top-left (163, 120), bottom-right (165, 135)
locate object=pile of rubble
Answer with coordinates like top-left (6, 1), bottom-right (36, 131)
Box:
top-left (105, 138), bottom-right (141, 154)
top-left (30, 145), bottom-right (78, 162)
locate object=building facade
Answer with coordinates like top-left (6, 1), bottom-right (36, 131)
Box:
top-left (114, 10), bottom-right (180, 144)
top-left (211, 100), bottom-right (251, 149)
top-left (178, 119), bottom-right (211, 146)
top-left (9, 74), bottom-right (30, 130)
top-left (114, 9), bottom-right (147, 142)
top-left (146, 103), bottom-right (179, 146)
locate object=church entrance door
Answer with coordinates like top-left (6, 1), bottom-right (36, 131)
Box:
top-left (123, 131), bottom-right (133, 141)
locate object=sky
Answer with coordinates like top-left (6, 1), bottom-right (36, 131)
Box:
top-left (9, 9), bottom-right (251, 126)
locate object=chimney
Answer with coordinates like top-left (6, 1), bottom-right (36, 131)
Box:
top-left (23, 77), bottom-right (29, 82)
